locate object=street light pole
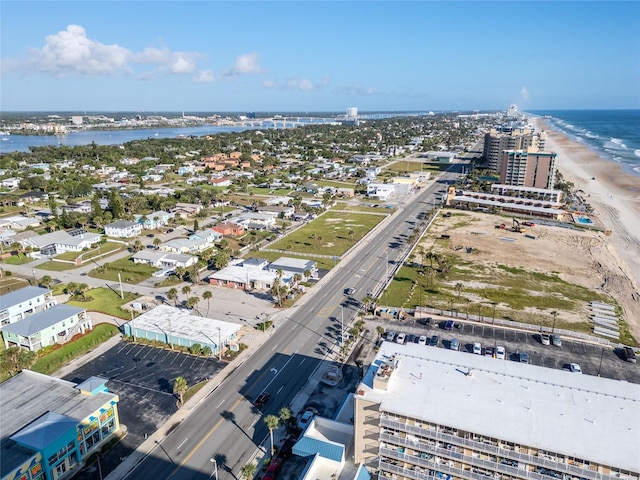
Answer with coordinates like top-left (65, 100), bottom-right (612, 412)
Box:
top-left (341, 306), bottom-right (344, 346)
top-left (209, 458), bottom-right (218, 480)
top-left (217, 327), bottom-right (222, 361)
top-left (492, 302), bottom-right (497, 325)
top-left (597, 347), bottom-right (605, 377)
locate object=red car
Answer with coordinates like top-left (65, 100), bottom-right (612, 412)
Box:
top-left (262, 459), bottom-right (282, 479)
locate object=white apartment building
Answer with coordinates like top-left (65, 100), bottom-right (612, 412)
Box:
top-left (354, 342), bottom-right (639, 480)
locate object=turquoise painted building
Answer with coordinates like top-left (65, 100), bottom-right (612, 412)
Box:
top-left (0, 371), bottom-right (120, 480)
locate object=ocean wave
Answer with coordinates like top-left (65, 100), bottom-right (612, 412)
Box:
top-left (611, 137), bottom-right (627, 147)
top-left (585, 132), bottom-right (599, 139)
top-left (604, 138), bottom-right (628, 150)
top-left (635, 149), bottom-right (640, 158)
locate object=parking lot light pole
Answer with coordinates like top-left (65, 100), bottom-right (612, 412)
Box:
top-left (597, 347), bottom-right (605, 377)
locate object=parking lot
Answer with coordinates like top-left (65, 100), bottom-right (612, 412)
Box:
top-left (63, 340), bottom-right (224, 463)
top-left (380, 318), bottom-right (640, 383)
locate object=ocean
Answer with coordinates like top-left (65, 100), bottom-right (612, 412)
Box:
top-left (528, 110), bottom-right (640, 176)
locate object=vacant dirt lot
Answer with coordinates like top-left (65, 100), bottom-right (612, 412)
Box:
top-left (423, 211), bottom-right (639, 343)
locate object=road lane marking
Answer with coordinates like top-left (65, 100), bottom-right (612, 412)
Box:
top-left (299, 358), bottom-right (305, 365)
top-left (216, 399), bottom-right (224, 408)
top-left (277, 385), bottom-right (284, 394)
top-left (176, 438), bottom-right (189, 450)
top-left (168, 397), bottom-right (242, 478)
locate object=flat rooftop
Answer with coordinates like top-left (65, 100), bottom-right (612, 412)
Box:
top-left (357, 342), bottom-right (640, 473)
top-left (128, 305), bottom-right (241, 346)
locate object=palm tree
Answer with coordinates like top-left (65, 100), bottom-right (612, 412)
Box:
top-left (181, 285), bottom-right (192, 299)
top-left (279, 406), bottom-right (292, 428)
top-left (202, 290), bottom-right (213, 316)
top-left (40, 275), bottom-right (53, 289)
top-left (175, 266), bottom-right (187, 281)
top-left (455, 282), bottom-right (463, 301)
top-left (173, 376), bottom-right (188, 406)
top-left (376, 325), bottom-right (385, 338)
top-left (240, 463), bottom-right (256, 480)
top-left (264, 414), bottom-right (280, 457)
top-left (167, 288), bottom-right (178, 307)
top-left (153, 237), bottom-right (161, 249)
top-left (348, 229), bottom-right (355, 241)
top-left (187, 296), bottom-right (200, 313)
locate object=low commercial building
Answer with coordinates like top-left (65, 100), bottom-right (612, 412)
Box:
top-left (353, 342), bottom-right (640, 480)
top-left (208, 258), bottom-right (292, 291)
top-left (0, 371), bottom-right (120, 480)
top-left (268, 257), bottom-right (318, 280)
top-left (0, 286), bottom-right (57, 327)
top-left (122, 305), bottom-right (240, 357)
top-left (131, 250), bottom-right (197, 268)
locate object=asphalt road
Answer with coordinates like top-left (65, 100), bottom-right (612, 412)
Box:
top-left (122, 166), bottom-right (464, 479)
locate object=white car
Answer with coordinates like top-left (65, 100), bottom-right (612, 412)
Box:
top-left (473, 342), bottom-right (482, 355)
top-left (395, 333), bottom-right (406, 344)
top-left (568, 363), bottom-right (582, 374)
top-left (495, 346), bottom-right (506, 360)
top-left (418, 335), bottom-right (427, 346)
top-left (297, 410), bottom-right (314, 430)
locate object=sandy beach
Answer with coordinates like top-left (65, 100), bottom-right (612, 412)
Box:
top-left (531, 117), bottom-right (640, 340)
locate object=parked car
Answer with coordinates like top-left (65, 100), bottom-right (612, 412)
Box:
top-left (297, 410), bottom-right (315, 430)
top-left (449, 338), bottom-right (459, 351)
top-left (418, 335), bottom-right (428, 346)
top-left (518, 352), bottom-right (530, 364)
top-left (406, 334), bottom-right (416, 344)
top-left (395, 333), bottom-right (406, 344)
top-left (146, 233), bottom-right (155, 238)
top-left (385, 331), bottom-right (397, 342)
top-left (551, 334), bottom-right (562, 347)
top-left (622, 346), bottom-right (637, 363)
top-left (429, 335), bottom-right (440, 347)
top-left (253, 392), bottom-right (270, 408)
top-left (473, 342), bottom-right (482, 355)
top-left (166, 228), bottom-right (175, 233)
top-left (495, 346), bottom-right (506, 360)
top-left (344, 287), bottom-right (355, 295)
top-left (484, 347), bottom-right (494, 357)
top-left (568, 363), bottom-right (582, 374)
top-left (262, 459), bottom-right (283, 479)
top-left (444, 320), bottom-right (454, 331)
top-left (540, 334), bottom-right (551, 345)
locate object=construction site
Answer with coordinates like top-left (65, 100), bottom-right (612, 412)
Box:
top-left (411, 209), bottom-right (639, 344)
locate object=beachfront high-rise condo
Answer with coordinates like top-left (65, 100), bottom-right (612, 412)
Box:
top-left (483, 128), bottom-right (547, 172)
top-left (499, 148), bottom-right (557, 189)
top-left (353, 342), bottom-right (639, 480)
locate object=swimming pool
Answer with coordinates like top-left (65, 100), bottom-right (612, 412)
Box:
top-left (576, 216), bottom-right (594, 225)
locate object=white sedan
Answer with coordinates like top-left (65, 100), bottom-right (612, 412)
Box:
top-left (473, 342), bottom-right (482, 355)
top-left (568, 363), bottom-right (583, 374)
top-left (495, 346), bottom-right (506, 360)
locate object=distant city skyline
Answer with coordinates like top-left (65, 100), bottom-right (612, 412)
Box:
top-left (1, 1), bottom-right (639, 112)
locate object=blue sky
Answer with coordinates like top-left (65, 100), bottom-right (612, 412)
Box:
top-left (1, 1), bottom-right (639, 112)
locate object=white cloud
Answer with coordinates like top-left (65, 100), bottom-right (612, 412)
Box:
top-left (27, 24), bottom-right (130, 76)
top-left (263, 79), bottom-right (277, 89)
top-left (520, 86), bottom-right (530, 101)
top-left (11, 25), bottom-right (202, 79)
top-left (286, 76), bottom-right (329, 91)
top-left (194, 69), bottom-right (215, 83)
top-left (224, 52), bottom-right (263, 76)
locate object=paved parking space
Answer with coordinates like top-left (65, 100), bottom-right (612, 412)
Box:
top-left (63, 340), bottom-right (224, 457)
top-left (379, 318), bottom-right (640, 383)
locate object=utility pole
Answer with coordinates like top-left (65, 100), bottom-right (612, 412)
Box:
top-left (341, 306), bottom-right (344, 346)
top-left (217, 327), bottom-right (222, 361)
top-left (130, 310), bottom-right (136, 341)
top-left (118, 272), bottom-right (124, 299)
top-left (597, 347), bottom-right (605, 377)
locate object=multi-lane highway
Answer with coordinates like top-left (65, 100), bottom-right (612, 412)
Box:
top-left (121, 166), bottom-right (463, 479)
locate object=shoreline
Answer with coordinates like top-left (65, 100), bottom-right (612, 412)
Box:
top-left (530, 117), bottom-right (640, 340)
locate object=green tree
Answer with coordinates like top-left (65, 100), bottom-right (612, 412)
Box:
top-left (0, 347), bottom-right (37, 377)
top-left (39, 275), bottom-right (54, 289)
top-left (181, 285), bottom-right (192, 299)
top-left (264, 414), bottom-right (280, 457)
top-left (193, 218), bottom-right (199, 232)
top-left (173, 376), bottom-right (188, 406)
top-left (202, 290), bottom-right (213, 316)
top-left (167, 288), bottom-right (178, 307)
top-left (108, 190), bottom-right (125, 219)
top-left (240, 462), bottom-right (257, 480)
top-left (279, 406), bottom-right (292, 428)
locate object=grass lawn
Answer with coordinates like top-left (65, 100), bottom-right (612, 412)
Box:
top-left (248, 187), bottom-right (293, 195)
top-left (245, 250), bottom-right (337, 271)
top-left (67, 287), bottom-right (140, 318)
top-left (31, 324), bottom-right (120, 376)
top-left (0, 276), bottom-right (30, 295)
top-left (2, 254), bottom-right (34, 265)
top-left (34, 261), bottom-right (77, 272)
top-left (267, 211), bottom-right (384, 257)
top-left (314, 180), bottom-right (358, 189)
top-left (88, 256), bottom-right (159, 283)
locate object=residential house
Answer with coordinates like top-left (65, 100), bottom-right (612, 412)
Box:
top-left (19, 191), bottom-right (49, 203)
top-left (208, 258), bottom-right (292, 291)
top-left (0, 177), bottom-right (21, 189)
top-left (0, 286), bottom-right (57, 327)
top-left (1, 304), bottom-right (92, 351)
top-left (159, 237), bottom-right (210, 254)
top-left (104, 220), bottom-right (142, 238)
top-left (0, 216), bottom-right (41, 231)
top-left (256, 205), bottom-right (295, 218)
top-left (132, 250), bottom-right (197, 268)
top-left (135, 211), bottom-right (171, 230)
top-left (209, 177), bottom-right (233, 187)
top-left (172, 203), bottom-right (202, 218)
top-left (235, 212), bottom-right (278, 230)
top-left (190, 229), bottom-right (222, 244)
top-left (19, 230), bottom-right (102, 256)
top-left (212, 222), bottom-right (245, 237)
